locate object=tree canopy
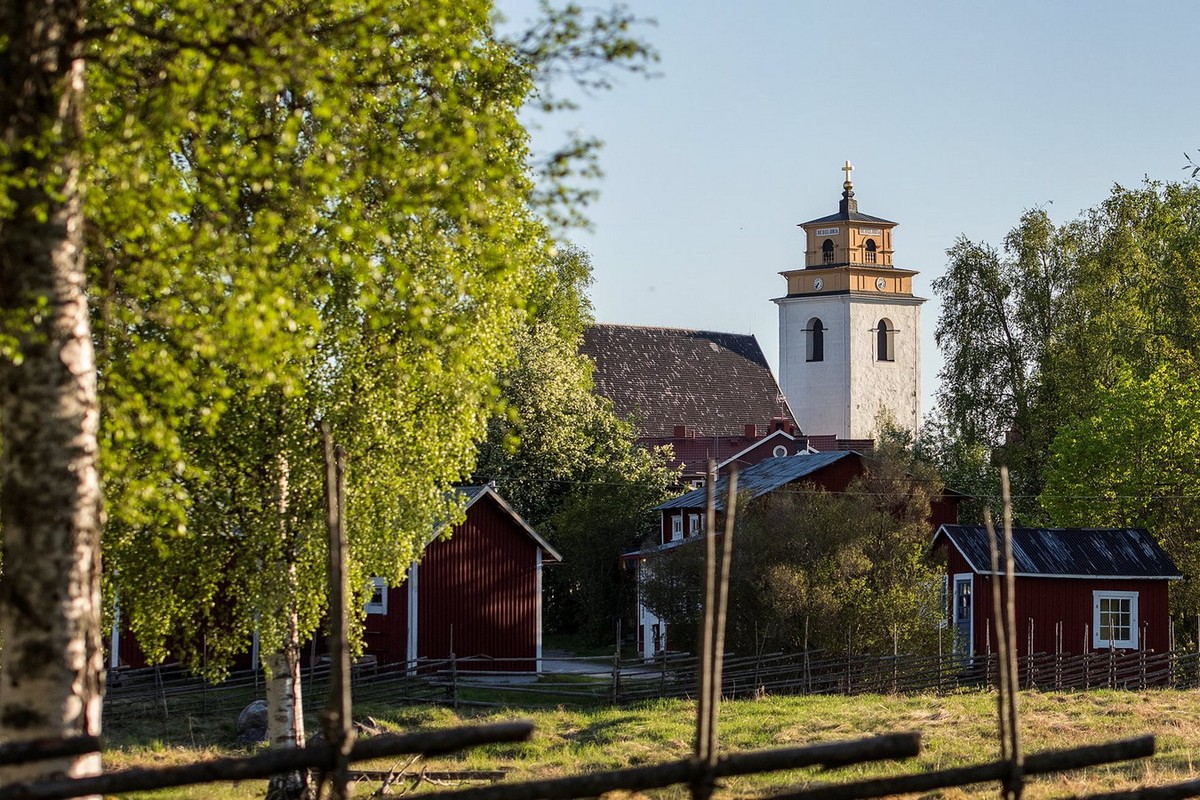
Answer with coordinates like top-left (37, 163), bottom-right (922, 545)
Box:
top-left (1, 0), bottom-right (655, 782)
top-left (1042, 364), bottom-right (1200, 615)
top-left (473, 244), bottom-right (678, 645)
top-left (930, 180), bottom-right (1200, 523)
top-left (641, 437), bottom-right (944, 656)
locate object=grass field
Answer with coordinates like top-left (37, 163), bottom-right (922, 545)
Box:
top-left (101, 689), bottom-right (1200, 798)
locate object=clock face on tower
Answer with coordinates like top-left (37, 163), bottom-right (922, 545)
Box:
top-left (875, 277), bottom-right (887, 290)
top-left (813, 277), bottom-right (823, 291)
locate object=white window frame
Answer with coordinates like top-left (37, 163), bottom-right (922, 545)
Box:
top-left (670, 515), bottom-right (683, 542)
top-left (365, 576), bottom-right (388, 615)
top-left (687, 512), bottom-right (702, 537)
top-left (1092, 590), bottom-right (1138, 649)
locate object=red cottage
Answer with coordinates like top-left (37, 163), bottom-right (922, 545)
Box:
top-left (931, 525), bottom-right (1182, 658)
top-left (363, 485), bottom-right (561, 672)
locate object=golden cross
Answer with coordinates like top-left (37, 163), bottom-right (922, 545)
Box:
top-left (842, 160), bottom-right (854, 184)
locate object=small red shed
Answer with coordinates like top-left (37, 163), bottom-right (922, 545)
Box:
top-left (931, 525), bottom-right (1182, 658)
top-left (363, 485), bottom-right (561, 672)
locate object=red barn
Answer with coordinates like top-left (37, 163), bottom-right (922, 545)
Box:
top-left (363, 485), bottom-right (561, 671)
top-left (931, 525), bottom-right (1182, 658)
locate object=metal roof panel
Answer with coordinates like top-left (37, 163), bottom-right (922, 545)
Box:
top-left (933, 525), bottom-right (1181, 579)
top-left (656, 451), bottom-right (857, 510)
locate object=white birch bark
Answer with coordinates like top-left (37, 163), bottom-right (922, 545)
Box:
top-left (265, 454), bottom-right (308, 799)
top-left (0, 0), bottom-right (104, 785)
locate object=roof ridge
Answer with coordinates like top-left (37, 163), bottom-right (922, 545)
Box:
top-left (590, 322), bottom-right (757, 338)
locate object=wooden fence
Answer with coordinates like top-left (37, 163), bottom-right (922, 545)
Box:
top-left (10, 463), bottom-right (1197, 798)
top-left (101, 645), bottom-right (1200, 721)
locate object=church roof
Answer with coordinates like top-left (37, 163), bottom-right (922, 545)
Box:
top-left (800, 208), bottom-right (897, 226)
top-left (580, 324), bottom-right (795, 438)
top-left (799, 178), bottom-right (896, 226)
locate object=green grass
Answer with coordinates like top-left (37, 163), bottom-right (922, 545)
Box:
top-left (100, 689), bottom-right (1200, 798)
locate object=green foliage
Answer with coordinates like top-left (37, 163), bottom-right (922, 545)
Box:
top-left (472, 252), bottom-right (678, 643)
top-left (80, 0), bottom-right (654, 674)
top-left (932, 180), bottom-right (1200, 523)
top-left (1042, 364), bottom-right (1200, 615)
top-left (641, 438), bottom-right (944, 656)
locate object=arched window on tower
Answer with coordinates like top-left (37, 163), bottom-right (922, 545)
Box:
top-left (806, 318), bottom-right (824, 362)
top-left (822, 239), bottom-right (834, 264)
top-left (864, 238), bottom-right (877, 264)
top-left (876, 318), bottom-right (895, 362)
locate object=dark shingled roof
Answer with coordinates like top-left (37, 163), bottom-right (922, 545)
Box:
top-left (800, 209), bottom-right (897, 226)
top-left (656, 451), bottom-right (858, 510)
top-left (932, 525), bottom-right (1181, 580)
top-left (580, 324), bottom-right (795, 438)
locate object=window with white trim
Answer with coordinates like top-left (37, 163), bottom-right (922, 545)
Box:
top-left (1093, 590), bottom-right (1138, 649)
top-left (670, 515), bottom-right (683, 542)
top-left (687, 512), bottom-right (702, 537)
top-left (365, 577), bottom-right (388, 615)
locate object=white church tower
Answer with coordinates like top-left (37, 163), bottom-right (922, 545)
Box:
top-left (775, 162), bottom-right (924, 440)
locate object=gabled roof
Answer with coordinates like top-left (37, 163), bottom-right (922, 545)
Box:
top-left (720, 429), bottom-right (804, 468)
top-left (637, 430), bottom-right (809, 479)
top-left (580, 324), bottom-right (795, 438)
top-left (656, 451), bottom-right (858, 511)
top-left (932, 525), bottom-right (1181, 580)
top-left (456, 485), bottom-right (562, 562)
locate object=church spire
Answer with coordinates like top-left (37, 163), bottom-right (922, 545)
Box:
top-left (839, 159), bottom-right (858, 216)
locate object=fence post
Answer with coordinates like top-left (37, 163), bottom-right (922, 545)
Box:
top-left (612, 647), bottom-right (621, 705)
top-left (845, 630), bottom-right (852, 695)
top-left (1083, 624), bottom-right (1090, 689)
top-left (1055, 622), bottom-right (1062, 691)
top-left (1139, 638), bottom-right (1147, 690)
top-left (985, 619), bottom-right (992, 690)
top-left (803, 617), bottom-right (811, 694)
top-left (1026, 618), bottom-right (1034, 690)
top-left (155, 664), bottom-right (169, 720)
top-left (1108, 640), bottom-right (1116, 690)
top-left (450, 652), bottom-right (458, 710)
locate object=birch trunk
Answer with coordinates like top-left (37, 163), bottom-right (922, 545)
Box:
top-left (263, 632), bottom-right (307, 800)
top-left (265, 454), bottom-right (308, 799)
top-left (0, 0), bottom-right (104, 785)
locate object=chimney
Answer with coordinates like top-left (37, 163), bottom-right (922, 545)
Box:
top-left (674, 425), bottom-right (688, 439)
top-left (745, 424), bottom-right (758, 438)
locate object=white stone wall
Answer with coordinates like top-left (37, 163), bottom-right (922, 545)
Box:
top-left (777, 292), bottom-right (922, 440)
top-left (777, 294), bottom-right (851, 437)
top-left (847, 297), bottom-right (922, 438)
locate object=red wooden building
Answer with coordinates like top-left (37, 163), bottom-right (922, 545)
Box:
top-left (363, 485), bottom-right (561, 671)
top-left (931, 525), bottom-right (1182, 658)
top-left (629, 451), bottom-right (961, 655)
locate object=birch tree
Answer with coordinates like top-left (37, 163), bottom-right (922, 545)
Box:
top-left (1, 0), bottom-right (653, 787)
top-left (0, 0), bottom-right (104, 785)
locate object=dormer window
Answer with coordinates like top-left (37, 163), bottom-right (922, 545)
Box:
top-left (822, 239), bottom-right (834, 264)
top-left (864, 239), bottom-right (877, 264)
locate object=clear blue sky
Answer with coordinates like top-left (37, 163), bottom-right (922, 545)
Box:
top-left (500, 1), bottom-right (1200, 419)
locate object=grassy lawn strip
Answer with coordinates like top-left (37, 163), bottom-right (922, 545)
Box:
top-left (102, 690), bottom-right (1200, 799)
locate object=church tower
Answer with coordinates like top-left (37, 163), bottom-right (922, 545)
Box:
top-left (775, 163), bottom-right (924, 440)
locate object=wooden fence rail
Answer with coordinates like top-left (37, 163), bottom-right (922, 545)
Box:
top-left (100, 647), bottom-right (1200, 721)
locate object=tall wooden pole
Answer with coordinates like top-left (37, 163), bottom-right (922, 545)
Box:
top-left (320, 424), bottom-right (354, 799)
